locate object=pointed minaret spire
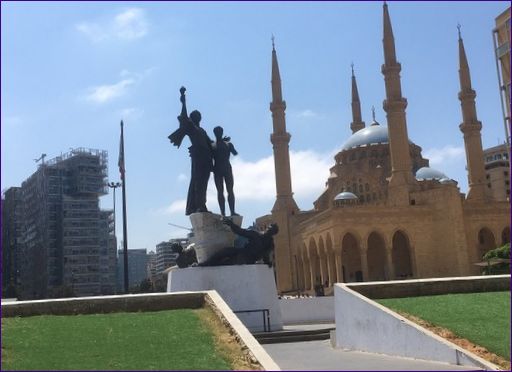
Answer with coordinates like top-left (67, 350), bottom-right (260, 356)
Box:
top-left (270, 38), bottom-right (296, 205)
top-left (271, 35), bottom-right (283, 105)
top-left (383, 1), bottom-right (397, 66)
top-left (370, 106), bottom-right (380, 126)
top-left (381, 2), bottom-right (416, 205)
top-left (457, 26), bottom-right (488, 201)
top-left (350, 64), bottom-right (365, 133)
top-left (269, 39), bottom-right (299, 292)
top-left (458, 24), bottom-right (472, 93)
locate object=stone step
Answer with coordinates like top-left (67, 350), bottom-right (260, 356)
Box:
top-left (253, 327), bottom-right (335, 344)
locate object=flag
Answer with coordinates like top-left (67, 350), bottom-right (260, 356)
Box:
top-left (118, 120), bottom-right (125, 181)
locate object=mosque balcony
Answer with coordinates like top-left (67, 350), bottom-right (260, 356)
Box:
top-left (381, 62), bottom-right (402, 74)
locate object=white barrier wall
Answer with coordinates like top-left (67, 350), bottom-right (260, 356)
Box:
top-left (168, 265), bottom-right (283, 332)
top-left (334, 284), bottom-right (498, 370)
top-left (279, 297), bottom-right (334, 324)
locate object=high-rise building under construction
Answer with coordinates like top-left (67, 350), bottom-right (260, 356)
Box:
top-left (2, 148), bottom-right (117, 299)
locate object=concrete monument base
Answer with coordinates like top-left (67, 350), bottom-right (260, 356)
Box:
top-left (167, 264), bottom-right (283, 332)
top-left (188, 212), bottom-right (243, 264)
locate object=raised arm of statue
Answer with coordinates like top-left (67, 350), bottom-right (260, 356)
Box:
top-left (169, 86), bottom-right (189, 148)
top-left (222, 217), bottom-right (259, 240)
top-left (179, 86), bottom-right (188, 119)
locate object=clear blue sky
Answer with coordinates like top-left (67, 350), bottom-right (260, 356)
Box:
top-left (2, 1), bottom-right (509, 251)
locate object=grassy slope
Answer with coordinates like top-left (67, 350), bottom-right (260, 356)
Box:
top-left (2, 309), bottom-right (231, 371)
top-left (378, 291), bottom-right (510, 359)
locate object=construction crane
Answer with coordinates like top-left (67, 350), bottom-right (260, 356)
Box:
top-left (34, 153), bottom-right (47, 165)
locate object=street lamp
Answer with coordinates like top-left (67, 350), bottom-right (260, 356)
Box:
top-left (108, 182), bottom-right (122, 240)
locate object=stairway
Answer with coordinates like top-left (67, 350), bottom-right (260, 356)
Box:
top-left (253, 326), bottom-right (335, 344)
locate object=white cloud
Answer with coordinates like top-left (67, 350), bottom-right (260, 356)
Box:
top-left (76, 22), bottom-right (106, 42)
top-left (290, 150), bottom-right (332, 197)
top-left (84, 68), bottom-right (153, 104)
top-left (120, 107), bottom-right (144, 120)
top-left (230, 156), bottom-right (276, 200)
top-left (423, 145), bottom-right (465, 167)
top-left (76, 8), bottom-right (147, 42)
top-left (114, 8), bottom-right (148, 40)
top-left (86, 78), bottom-right (135, 104)
top-left (165, 199), bottom-right (187, 215)
top-left (158, 149), bottom-right (333, 216)
top-left (226, 150), bottom-right (332, 202)
top-left (296, 109), bottom-right (318, 118)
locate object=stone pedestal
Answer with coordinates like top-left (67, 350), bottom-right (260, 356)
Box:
top-left (189, 212), bottom-right (243, 264)
top-left (167, 265), bottom-right (283, 332)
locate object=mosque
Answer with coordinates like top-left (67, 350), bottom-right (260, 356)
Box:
top-left (257, 3), bottom-right (511, 294)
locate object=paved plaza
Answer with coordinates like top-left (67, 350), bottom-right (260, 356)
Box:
top-left (264, 339), bottom-right (477, 371)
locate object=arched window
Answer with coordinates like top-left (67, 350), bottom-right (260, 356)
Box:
top-left (477, 228), bottom-right (496, 259)
top-left (392, 231), bottom-right (413, 279)
top-left (367, 232), bottom-right (387, 281)
top-left (342, 233), bottom-right (362, 282)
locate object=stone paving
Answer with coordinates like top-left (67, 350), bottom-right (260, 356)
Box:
top-left (263, 339), bottom-right (478, 371)
top-left (263, 323), bottom-right (479, 371)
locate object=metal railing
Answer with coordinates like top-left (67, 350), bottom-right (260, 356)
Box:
top-left (233, 308), bottom-right (271, 332)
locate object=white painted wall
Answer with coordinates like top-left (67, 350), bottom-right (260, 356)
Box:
top-left (334, 284), bottom-right (498, 370)
top-left (168, 265), bottom-right (283, 332)
top-left (279, 297), bottom-right (334, 324)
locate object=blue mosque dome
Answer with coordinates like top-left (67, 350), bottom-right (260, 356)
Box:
top-left (334, 191), bottom-right (359, 201)
top-left (416, 167), bottom-right (448, 181)
top-left (341, 125), bottom-right (390, 151)
top-left (439, 177), bottom-right (456, 185)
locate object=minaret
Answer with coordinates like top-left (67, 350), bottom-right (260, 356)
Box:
top-left (457, 25), bottom-right (487, 201)
top-left (381, 2), bottom-right (416, 205)
top-left (350, 64), bottom-right (365, 133)
top-left (270, 37), bottom-right (299, 292)
top-left (370, 106), bottom-right (380, 126)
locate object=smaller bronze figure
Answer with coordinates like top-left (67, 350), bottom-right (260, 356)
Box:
top-left (171, 242), bottom-right (197, 268)
top-left (199, 218), bottom-right (279, 267)
top-left (212, 126), bottom-right (238, 216)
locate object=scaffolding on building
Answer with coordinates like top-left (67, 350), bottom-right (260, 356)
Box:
top-left (8, 148), bottom-right (116, 299)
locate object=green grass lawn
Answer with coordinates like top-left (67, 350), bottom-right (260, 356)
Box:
top-left (1, 309), bottom-right (232, 370)
top-left (378, 291), bottom-right (511, 360)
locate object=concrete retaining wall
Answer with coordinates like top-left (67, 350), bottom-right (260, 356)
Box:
top-left (334, 284), bottom-right (499, 370)
top-left (1, 292), bottom-right (204, 317)
top-left (346, 274), bottom-right (510, 299)
top-left (205, 290), bottom-right (280, 371)
top-left (1, 291), bottom-right (280, 371)
top-left (279, 297), bottom-right (334, 324)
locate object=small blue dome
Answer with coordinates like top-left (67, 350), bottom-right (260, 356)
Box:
top-left (341, 125), bottom-right (389, 151)
top-left (416, 167), bottom-right (448, 181)
top-left (334, 191), bottom-right (358, 201)
top-left (439, 177), bottom-right (456, 185)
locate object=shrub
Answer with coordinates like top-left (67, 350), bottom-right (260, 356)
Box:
top-left (482, 243), bottom-right (510, 275)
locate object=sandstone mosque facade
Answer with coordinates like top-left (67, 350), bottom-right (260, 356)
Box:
top-left (257, 3), bottom-right (511, 293)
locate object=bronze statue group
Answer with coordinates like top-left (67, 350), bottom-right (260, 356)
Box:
top-left (169, 86), bottom-right (238, 217)
top-left (168, 87), bottom-right (278, 268)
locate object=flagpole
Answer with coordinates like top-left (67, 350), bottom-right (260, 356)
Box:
top-left (120, 120), bottom-right (129, 294)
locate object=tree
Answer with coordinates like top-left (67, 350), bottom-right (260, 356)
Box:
top-left (482, 243), bottom-right (510, 275)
